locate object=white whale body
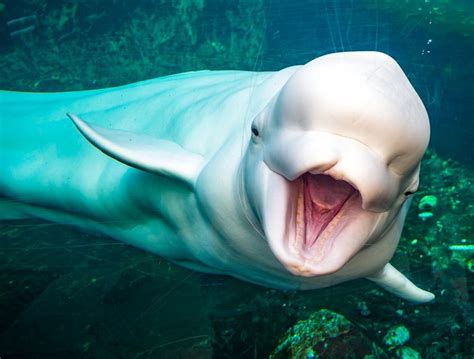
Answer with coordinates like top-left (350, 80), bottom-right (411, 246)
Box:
top-left (0, 51), bottom-right (434, 303)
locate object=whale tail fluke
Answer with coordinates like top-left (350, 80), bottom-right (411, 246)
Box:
top-left (367, 263), bottom-right (435, 303)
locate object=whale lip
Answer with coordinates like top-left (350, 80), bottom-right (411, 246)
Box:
top-left (263, 169), bottom-right (370, 277)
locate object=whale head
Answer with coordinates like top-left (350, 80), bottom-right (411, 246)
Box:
top-left (243, 51), bottom-right (430, 280)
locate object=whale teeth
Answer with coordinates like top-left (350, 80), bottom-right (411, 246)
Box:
top-left (295, 179), bottom-right (305, 248)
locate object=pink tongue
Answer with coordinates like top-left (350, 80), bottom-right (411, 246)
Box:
top-left (303, 174), bottom-right (354, 249)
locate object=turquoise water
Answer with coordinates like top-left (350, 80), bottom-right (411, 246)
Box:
top-left (0, 0), bottom-right (472, 357)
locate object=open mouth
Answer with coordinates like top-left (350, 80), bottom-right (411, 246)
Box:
top-left (294, 173), bottom-right (357, 257)
top-left (262, 169), bottom-right (365, 277)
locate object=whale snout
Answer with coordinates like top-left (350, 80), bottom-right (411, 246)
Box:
top-left (263, 130), bottom-right (402, 215)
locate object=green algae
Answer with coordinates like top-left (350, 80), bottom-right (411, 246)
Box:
top-left (362, 0), bottom-right (474, 39)
top-left (270, 309), bottom-right (352, 358)
top-left (0, 0), bottom-right (265, 91)
top-left (383, 324), bottom-right (410, 347)
top-left (418, 195), bottom-right (438, 210)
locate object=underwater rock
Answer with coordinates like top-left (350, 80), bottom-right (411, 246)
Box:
top-left (467, 258), bottom-right (474, 273)
top-left (417, 194), bottom-right (437, 221)
top-left (395, 345), bottom-right (421, 359)
top-left (417, 195), bottom-right (438, 211)
top-left (356, 300), bottom-right (371, 316)
top-left (383, 324), bottom-right (410, 347)
top-left (269, 309), bottom-right (385, 358)
top-left (417, 211), bottom-right (433, 221)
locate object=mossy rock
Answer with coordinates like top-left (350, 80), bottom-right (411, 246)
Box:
top-left (270, 309), bottom-right (386, 358)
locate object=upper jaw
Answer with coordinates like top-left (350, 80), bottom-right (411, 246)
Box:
top-left (262, 165), bottom-right (385, 277)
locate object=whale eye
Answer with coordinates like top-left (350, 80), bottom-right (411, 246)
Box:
top-left (404, 191), bottom-right (414, 196)
top-left (251, 126), bottom-right (259, 137)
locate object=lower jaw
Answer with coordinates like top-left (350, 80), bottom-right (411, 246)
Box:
top-left (285, 213), bottom-right (346, 277)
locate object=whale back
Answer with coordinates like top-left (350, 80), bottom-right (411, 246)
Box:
top-left (0, 69), bottom-right (296, 220)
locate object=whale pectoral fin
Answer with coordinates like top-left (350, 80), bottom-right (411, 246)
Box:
top-left (366, 263), bottom-right (435, 303)
top-left (68, 113), bottom-right (204, 187)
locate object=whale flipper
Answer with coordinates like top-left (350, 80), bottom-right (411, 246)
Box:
top-left (68, 113), bottom-right (204, 187)
top-left (367, 263), bottom-right (435, 303)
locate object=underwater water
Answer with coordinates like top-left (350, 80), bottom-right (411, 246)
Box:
top-left (0, 0), bottom-right (472, 357)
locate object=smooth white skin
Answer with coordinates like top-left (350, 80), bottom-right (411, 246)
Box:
top-left (239, 52), bottom-right (433, 300)
top-left (1, 52), bottom-right (434, 302)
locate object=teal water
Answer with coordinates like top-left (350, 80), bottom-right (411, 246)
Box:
top-left (0, 0), bottom-right (472, 357)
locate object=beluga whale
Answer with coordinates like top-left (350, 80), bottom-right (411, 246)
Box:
top-left (0, 51), bottom-right (434, 303)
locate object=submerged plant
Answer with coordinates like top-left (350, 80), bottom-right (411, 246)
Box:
top-left (0, 0), bottom-right (266, 91)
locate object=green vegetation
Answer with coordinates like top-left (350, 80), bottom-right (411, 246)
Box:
top-left (363, 0), bottom-right (474, 38)
top-left (270, 309), bottom-right (351, 358)
top-left (402, 150), bottom-right (473, 273)
top-left (0, 0), bottom-right (265, 91)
